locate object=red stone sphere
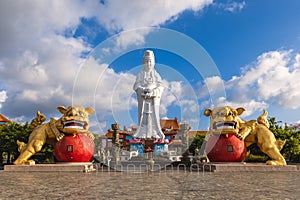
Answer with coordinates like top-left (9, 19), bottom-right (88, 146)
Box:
top-left (205, 134), bottom-right (246, 162)
top-left (54, 133), bottom-right (95, 162)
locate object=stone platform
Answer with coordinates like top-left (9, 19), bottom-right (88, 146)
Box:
top-left (197, 162), bottom-right (298, 172)
top-left (4, 162), bottom-right (93, 172)
top-left (4, 162), bottom-right (299, 172)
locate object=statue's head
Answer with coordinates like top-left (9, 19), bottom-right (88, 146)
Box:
top-left (143, 50), bottom-right (155, 71)
top-left (204, 106), bottom-right (245, 134)
top-left (56, 105), bottom-right (94, 134)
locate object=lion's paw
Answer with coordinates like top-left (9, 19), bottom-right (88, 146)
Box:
top-left (266, 160), bottom-right (285, 166)
top-left (56, 133), bottom-right (65, 141)
top-left (25, 160), bottom-right (36, 165)
top-left (235, 133), bottom-right (245, 141)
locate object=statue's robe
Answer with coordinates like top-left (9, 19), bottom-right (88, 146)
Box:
top-left (133, 69), bottom-right (165, 139)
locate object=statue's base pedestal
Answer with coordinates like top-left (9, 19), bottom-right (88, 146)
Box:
top-left (195, 162), bottom-right (298, 172)
top-left (128, 138), bottom-right (169, 155)
top-left (4, 162), bottom-right (93, 172)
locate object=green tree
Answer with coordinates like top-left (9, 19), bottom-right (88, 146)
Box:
top-left (31, 144), bottom-right (55, 164)
top-left (0, 122), bottom-right (55, 164)
top-left (91, 133), bottom-right (101, 162)
top-left (269, 118), bottom-right (300, 162)
top-left (0, 122), bottom-right (32, 164)
top-left (188, 134), bottom-right (206, 156)
top-left (247, 117), bottom-right (300, 163)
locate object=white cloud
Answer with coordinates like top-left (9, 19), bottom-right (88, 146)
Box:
top-left (197, 50), bottom-right (300, 120)
top-left (239, 50), bottom-right (300, 109)
top-left (0, 0), bottom-right (99, 118)
top-left (214, 97), bottom-right (268, 117)
top-left (181, 99), bottom-right (199, 113)
top-left (114, 29), bottom-right (148, 51)
top-left (215, 1), bottom-right (246, 13)
top-left (159, 80), bottom-right (200, 128)
top-left (0, 1), bottom-right (97, 59)
top-left (204, 76), bottom-right (225, 94)
top-left (199, 95), bottom-right (268, 119)
top-left (95, 0), bottom-right (213, 49)
top-left (0, 91), bottom-right (7, 102)
top-left (0, 0), bottom-right (213, 132)
top-left (195, 76), bottom-right (226, 109)
top-left (158, 81), bottom-right (182, 116)
top-left (225, 1), bottom-right (246, 12)
top-left (0, 0), bottom-right (213, 117)
top-left (18, 90), bottom-right (39, 102)
top-left (168, 81), bottom-right (183, 98)
top-left (0, 91), bottom-right (7, 109)
top-left (15, 51), bottom-right (49, 85)
top-left (97, 70), bottom-right (136, 111)
top-left (96, 0), bottom-right (212, 32)
top-left (293, 54), bottom-right (300, 68)
top-left (217, 50), bottom-right (300, 114)
top-left (73, 57), bottom-right (137, 112)
top-left (160, 80), bottom-right (200, 116)
top-left (71, 57), bottom-right (139, 130)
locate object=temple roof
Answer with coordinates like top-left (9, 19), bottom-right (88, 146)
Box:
top-left (0, 114), bottom-right (10, 123)
top-left (100, 129), bottom-right (134, 139)
top-left (160, 117), bottom-right (180, 130)
top-left (100, 119), bottom-right (208, 139)
top-left (102, 118), bottom-right (181, 139)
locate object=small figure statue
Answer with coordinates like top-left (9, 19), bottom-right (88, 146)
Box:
top-left (29, 111), bottom-right (46, 129)
top-left (100, 148), bottom-right (106, 163)
top-left (133, 50), bottom-right (165, 139)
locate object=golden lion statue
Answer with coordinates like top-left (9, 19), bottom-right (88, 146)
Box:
top-left (204, 106), bottom-right (286, 165)
top-left (14, 105), bottom-right (94, 165)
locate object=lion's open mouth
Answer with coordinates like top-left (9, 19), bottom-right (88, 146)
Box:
top-left (213, 121), bottom-right (236, 130)
top-left (63, 120), bottom-right (87, 130)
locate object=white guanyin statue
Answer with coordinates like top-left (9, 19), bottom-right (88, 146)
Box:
top-left (133, 50), bottom-right (165, 139)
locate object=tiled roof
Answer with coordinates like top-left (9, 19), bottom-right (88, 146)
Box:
top-left (102, 129), bottom-right (134, 139)
top-left (100, 120), bottom-right (208, 140)
top-left (0, 114), bottom-right (10, 123)
top-left (160, 117), bottom-right (180, 130)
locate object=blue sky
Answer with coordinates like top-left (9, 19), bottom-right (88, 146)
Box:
top-left (1, 0), bottom-right (300, 133)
